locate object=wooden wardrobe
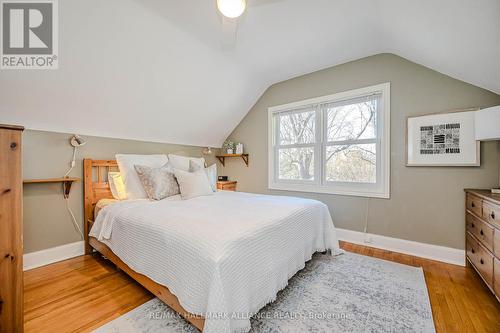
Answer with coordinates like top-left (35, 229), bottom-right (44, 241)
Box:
top-left (0, 124), bottom-right (24, 333)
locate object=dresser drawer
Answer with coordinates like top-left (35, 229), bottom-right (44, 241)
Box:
top-left (483, 201), bottom-right (500, 229)
top-left (217, 181), bottom-right (237, 191)
top-left (494, 229), bottom-right (500, 258)
top-left (466, 213), bottom-right (494, 252)
top-left (222, 184), bottom-right (236, 191)
top-left (495, 258), bottom-right (500, 296)
top-left (466, 194), bottom-right (482, 216)
top-left (467, 232), bottom-right (494, 287)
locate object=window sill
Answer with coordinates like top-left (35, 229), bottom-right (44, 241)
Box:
top-left (268, 182), bottom-right (390, 199)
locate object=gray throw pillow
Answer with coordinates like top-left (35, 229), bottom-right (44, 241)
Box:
top-left (134, 163), bottom-right (180, 200)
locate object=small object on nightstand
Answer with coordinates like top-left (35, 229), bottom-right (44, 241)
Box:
top-left (218, 176), bottom-right (228, 181)
top-left (217, 180), bottom-right (237, 191)
top-left (492, 188), bottom-right (500, 194)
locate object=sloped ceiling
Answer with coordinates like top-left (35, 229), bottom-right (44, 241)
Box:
top-left (0, 0), bottom-right (499, 147)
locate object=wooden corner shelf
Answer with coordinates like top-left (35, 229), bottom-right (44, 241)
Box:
top-left (216, 154), bottom-right (249, 167)
top-left (23, 177), bottom-right (81, 198)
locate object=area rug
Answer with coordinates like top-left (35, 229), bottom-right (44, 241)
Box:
top-left (94, 252), bottom-right (435, 333)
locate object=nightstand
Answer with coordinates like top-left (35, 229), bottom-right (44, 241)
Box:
top-left (217, 181), bottom-right (237, 191)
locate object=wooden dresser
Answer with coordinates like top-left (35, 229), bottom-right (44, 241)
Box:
top-left (465, 189), bottom-right (500, 302)
top-left (0, 124), bottom-right (24, 333)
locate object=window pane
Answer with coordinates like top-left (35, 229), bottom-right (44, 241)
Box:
top-left (326, 98), bottom-right (377, 142)
top-left (279, 109), bottom-right (315, 145)
top-left (325, 144), bottom-right (376, 183)
top-left (278, 147), bottom-right (314, 181)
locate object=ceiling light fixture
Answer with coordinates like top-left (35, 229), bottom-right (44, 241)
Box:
top-left (217, 0), bottom-right (246, 18)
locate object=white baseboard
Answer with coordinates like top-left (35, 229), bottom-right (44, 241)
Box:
top-left (336, 228), bottom-right (465, 266)
top-left (23, 241), bottom-right (85, 271)
top-left (22, 231), bottom-right (464, 270)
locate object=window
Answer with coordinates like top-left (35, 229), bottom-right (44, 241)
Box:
top-left (268, 83), bottom-right (390, 198)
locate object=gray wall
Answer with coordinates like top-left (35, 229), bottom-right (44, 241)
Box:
top-left (222, 54), bottom-right (500, 250)
top-left (23, 130), bottom-right (218, 253)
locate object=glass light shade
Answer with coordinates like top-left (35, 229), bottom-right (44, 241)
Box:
top-left (217, 0), bottom-right (246, 18)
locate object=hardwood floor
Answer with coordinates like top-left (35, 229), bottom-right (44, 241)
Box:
top-left (24, 242), bottom-right (500, 332)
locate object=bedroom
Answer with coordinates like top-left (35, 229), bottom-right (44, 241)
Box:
top-left (1, 0), bottom-right (500, 332)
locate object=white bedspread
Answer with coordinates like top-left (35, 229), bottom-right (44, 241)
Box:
top-left (90, 191), bottom-right (341, 333)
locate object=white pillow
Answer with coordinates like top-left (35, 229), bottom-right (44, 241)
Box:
top-left (116, 154), bottom-right (168, 199)
top-left (189, 160), bottom-right (217, 192)
top-left (168, 154), bottom-right (205, 171)
top-left (174, 168), bottom-right (214, 200)
top-left (108, 172), bottom-right (127, 200)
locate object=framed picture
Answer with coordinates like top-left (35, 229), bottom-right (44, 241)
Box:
top-left (406, 109), bottom-right (480, 166)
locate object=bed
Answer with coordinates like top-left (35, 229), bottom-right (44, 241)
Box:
top-left (84, 159), bottom-right (341, 333)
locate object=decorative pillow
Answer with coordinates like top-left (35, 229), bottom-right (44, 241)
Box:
top-left (167, 154), bottom-right (205, 171)
top-left (174, 168), bottom-right (213, 200)
top-left (189, 160), bottom-right (217, 192)
top-left (116, 154), bottom-right (169, 199)
top-left (134, 164), bottom-right (180, 200)
top-left (108, 172), bottom-right (127, 200)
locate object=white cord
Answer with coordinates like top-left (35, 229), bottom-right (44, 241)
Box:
top-left (65, 197), bottom-right (83, 238)
top-left (63, 145), bottom-right (83, 239)
top-left (363, 197), bottom-right (371, 243)
top-left (64, 146), bottom-right (77, 177)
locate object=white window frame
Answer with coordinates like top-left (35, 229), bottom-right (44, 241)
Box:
top-left (268, 83), bottom-right (390, 198)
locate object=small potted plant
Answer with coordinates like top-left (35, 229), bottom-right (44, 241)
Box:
top-left (223, 141), bottom-right (236, 154)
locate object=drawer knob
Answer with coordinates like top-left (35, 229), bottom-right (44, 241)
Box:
top-left (480, 258), bottom-right (484, 265)
top-left (471, 202), bottom-right (475, 208)
top-left (491, 212), bottom-right (495, 219)
top-left (480, 229), bottom-right (484, 236)
top-left (471, 248), bottom-right (475, 254)
top-left (471, 223), bottom-right (475, 228)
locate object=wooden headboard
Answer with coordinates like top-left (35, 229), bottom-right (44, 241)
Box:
top-left (83, 159), bottom-right (118, 254)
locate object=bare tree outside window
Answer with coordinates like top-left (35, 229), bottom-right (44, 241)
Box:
top-left (276, 99), bottom-right (378, 183)
top-left (269, 83), bottom-right (390, 198)
top-left (325, 98), bottom-right (378, 183)
top-left (278, 109), bottom-right (315, 180)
